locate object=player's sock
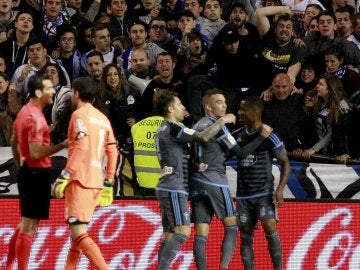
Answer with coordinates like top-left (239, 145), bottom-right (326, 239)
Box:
top-left (15, 232), bottom-right (33, 270)
top-left (158, 239), bottom-right (167, 263)
top-left (220, 225), bottom-right (237, 268)
top-left (65, 239), bottom-right (82, 270)
top-left (5, 227), bottom-right (19, 269)
top-left (266, 232), bottom-right (282, 270)
top-left (158, 233), bottom-right (188, 270)
top-left (75, 233), bottom-right (108, 270)
top-left (240, 232), bottom-right (254, 270)
top-left (193, 234), bottom-right (207, 270)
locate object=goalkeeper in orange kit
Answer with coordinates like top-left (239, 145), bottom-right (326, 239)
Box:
top-left (53, 77), bottom-right (118, 270)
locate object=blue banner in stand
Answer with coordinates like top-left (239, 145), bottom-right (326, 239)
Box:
top-left (1, 147), bottom-right (360, 199)
top-left (225, 155), bottom-right (360, 200)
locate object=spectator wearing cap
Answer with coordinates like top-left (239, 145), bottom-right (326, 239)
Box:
top-left (228, 3), bottom-right (262, 62)
top-left (188, 23), bottom-right (263, 121)
top-left (122, 20), bottom-right (165, 71)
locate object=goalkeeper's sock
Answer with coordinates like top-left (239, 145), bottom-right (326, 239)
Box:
top-left (65, 240), bottom-right (82, 270)
top-left (15, 232), bottom-right (33, 270)
top-left (76, 233), bottom-right (108, 270)
top-left (5, 227), bottom-right (19, 269)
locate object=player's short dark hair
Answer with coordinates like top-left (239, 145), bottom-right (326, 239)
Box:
top-left (202, 88), bottom-right (224, 107)
top-left (72, 77), bottom-right (96, 103)
top-left (153, 89), bottom-right (178, 117)
top-left (27, 74), bottom-right (46, 98)
top-left (243, 96), bottom-right (264, 112)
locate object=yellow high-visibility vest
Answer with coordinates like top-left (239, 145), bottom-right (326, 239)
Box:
top-left (131, 116), bottom-right (164, 188)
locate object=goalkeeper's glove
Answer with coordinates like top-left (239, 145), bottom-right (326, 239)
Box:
top-left (53, 169), bottom-right (70, 198)
top-left (98, 178), bottom-right (113, 207)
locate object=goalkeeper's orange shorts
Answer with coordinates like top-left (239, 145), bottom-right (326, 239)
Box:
top-left (65, 181), bottom-right (102, 224)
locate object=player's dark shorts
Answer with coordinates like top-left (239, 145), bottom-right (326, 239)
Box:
top-left (18, 163), bottom-right (51, 219)
top-left (191, 180), bottom-right (235, 224)
top-left (235, 195), bottom-right (278, 228)
top-left (156, 190), bottom-right (191, 232)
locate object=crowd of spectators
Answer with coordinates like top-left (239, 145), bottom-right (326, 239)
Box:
top-left (0, 0), bottom-right (360, 193)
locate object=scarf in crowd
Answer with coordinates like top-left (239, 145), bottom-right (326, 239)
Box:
top-left (353, 31), bottom-right (360, 43)
top-left (43, 14), bottom-right (64, 45)
top-left (325, 65), bottom-right (346, 78)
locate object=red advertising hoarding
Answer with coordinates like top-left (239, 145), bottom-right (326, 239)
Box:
top-left (0, 199), bottom-right (359, 269)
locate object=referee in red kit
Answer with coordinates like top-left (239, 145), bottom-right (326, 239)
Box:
top-left (5, 74), bottom-right (67, 270)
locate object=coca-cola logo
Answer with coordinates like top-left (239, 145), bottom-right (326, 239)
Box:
top-left (287, 207), bottom-right (360, 270)
top-left (1, 200), bottom-right (359, 269)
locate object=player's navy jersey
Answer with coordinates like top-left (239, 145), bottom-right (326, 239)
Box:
top-left (155, 121), bottom-right (195, 194)
top-left (234, 127), bottom-right (287, 197)
top-left (191, 116), bottom-right (229, 187)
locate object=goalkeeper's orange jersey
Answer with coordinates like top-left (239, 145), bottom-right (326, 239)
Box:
top-left (66, 103), bottom-right (118, 188)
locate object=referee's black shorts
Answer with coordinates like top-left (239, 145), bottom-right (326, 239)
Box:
top-left (18, 163), bottom-right (52, 220)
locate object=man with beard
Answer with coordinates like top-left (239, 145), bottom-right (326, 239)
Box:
top-left (228, 3), bottom-right (262, 64)
top-left (122, 20), bottom-right (165, 70)
top-left (256, 6), bottom-right (306, 86)
top-left (130, 48), bottom-right (154, 79)
top-left (138, 52), bottom-right (183, 119)
top-left (153, 89), bottom-right (236, 270)
top-left (125, 48), bottom-right (154, 96)
top-left (200, 0), bottom-right (226, 46)
top-left (188, 23), bottom-right (263, 122)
